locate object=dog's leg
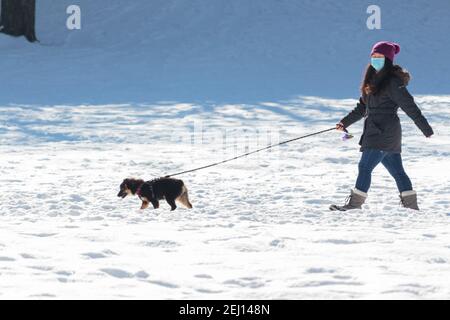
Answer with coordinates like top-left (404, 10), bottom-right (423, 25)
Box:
top-left (166, 197), bottom-right (177, 211)
top-left (151, 200), bottom-right (159, 209)
top-left (140, 201), bottom-right (149, 210)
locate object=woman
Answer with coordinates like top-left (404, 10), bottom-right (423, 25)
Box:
top-left (330, 41), bottom-right (433, 211)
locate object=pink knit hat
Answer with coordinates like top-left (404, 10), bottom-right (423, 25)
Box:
top-left (370, 41), bottom-right (401, 62)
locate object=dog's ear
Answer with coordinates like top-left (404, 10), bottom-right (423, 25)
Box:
top-left (123, 178), bottom-right (144, 194)
top-left (120, 178), bottom-right (131, 190)
top-left (124, 178), bottom-right (141, 192)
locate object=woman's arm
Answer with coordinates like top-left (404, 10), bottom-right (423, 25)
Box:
top-left (339, 97), bottom-right (367, 128)
top-left (388, 77), bottom-right (434, 137)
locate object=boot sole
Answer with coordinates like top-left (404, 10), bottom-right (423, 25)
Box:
top-left (329, 205), bottom-right (346, 211)
top-left (329, 205), bottom-right (362, 211)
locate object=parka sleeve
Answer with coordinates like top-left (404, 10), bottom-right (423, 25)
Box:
top-left (340, 97), bottom-right (367, 128)
top-left (388, 77), bottom-right (434, 137)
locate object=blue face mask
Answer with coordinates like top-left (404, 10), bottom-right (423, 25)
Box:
top-left (371, 57), bottom-right (385, 71)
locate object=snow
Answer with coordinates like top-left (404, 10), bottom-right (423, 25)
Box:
top-left (1, 96), bottom-right (450, 299)
top-left (1, 0), bottom-right (450, 299)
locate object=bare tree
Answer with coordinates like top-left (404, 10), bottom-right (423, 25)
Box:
top-left (0, 0), bottom-right (37, 42)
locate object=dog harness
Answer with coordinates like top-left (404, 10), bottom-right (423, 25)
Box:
top-left (136, 184), bottom-right (143, 197)
top-left (136, 182), bottom-right (155, 199)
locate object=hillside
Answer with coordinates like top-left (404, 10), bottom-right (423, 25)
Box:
top-left (1, 0), bottom-right (449, 104)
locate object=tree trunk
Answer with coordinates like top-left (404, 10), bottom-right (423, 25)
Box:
top-left (0, 0), bottom-right (37, 42)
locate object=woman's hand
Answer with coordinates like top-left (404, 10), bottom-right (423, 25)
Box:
top-left (336, 122), bottom-right (346, 132)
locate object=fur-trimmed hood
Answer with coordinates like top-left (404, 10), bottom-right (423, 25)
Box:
top-left (392, 66), bottom-right (411, 86)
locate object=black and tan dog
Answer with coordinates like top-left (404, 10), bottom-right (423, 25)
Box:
top-left (117, 177), bottom-right (193, 211)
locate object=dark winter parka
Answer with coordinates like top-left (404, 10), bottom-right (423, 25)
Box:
top-left (340, 69), bottom-right (433, 153)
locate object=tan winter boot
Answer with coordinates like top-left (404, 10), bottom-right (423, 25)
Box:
top-left (399, 190), bottom-right (419, 210)
top-left (330, 188), bottom-right (368, 211)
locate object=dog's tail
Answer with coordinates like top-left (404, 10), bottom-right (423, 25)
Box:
top-left (179, 184), bottom-right (193, 209)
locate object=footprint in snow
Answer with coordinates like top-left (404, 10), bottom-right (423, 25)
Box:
top-left (55, 270), bottom-right (74, 276)
top-left (82, 250), bottom-right (117, 259)
top-left (297, 280), bottom-right (364, 288)
top-left (140, 240), bottom-right (180, 248)
top-left (147, 280), bottom-right (178, 288)
top-left (100, 268), bottom-right (149, 279)
top-left (22, 233), bottom-right (58, 238)
top-left (315, 239), bottom-right (362, 245)
top-left (269, 239), bottom-right (286, 248)
top-left (0, 256), bottom-right (16, 262)
top-left (305, 267), bottom-right (336, 274)
top-left (195, 274), bottom-right (213, 279)
top-left (28, 265), bottom-right (54, 271)
top-left (69, 194), bottom-right (86, 202)
top-left (135, 271), bottom-right (150, 279)
top-left (195, 288), bottom-right (223, 294)
top-left (333, 275), bottom-right (353, 280)
top-left (223, 277), bottom-right (266, 289)
top-left (100, 268), bottom-right (133, 279)
top-left (427, 257), bottom-right (447, 264)
top-left (29, 293), bottom-right (56, 298)
top-left (82, 252), bottom-right (108, 259)
top-left (304, 199), bottom-right (330, 205)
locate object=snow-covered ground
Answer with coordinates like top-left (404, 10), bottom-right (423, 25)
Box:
top-left (1, 0), bottom-right (450, 300)
top-left (1, 96), bottom-right (449, 299)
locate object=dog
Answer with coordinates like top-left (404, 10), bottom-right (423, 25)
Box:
top-left (117, 177), bottom-right (193, 211)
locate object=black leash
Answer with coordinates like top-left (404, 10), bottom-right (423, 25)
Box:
top-left (165, 127), bottom-right (338, 178)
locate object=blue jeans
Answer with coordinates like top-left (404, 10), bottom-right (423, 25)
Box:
top-left (355, 149), bottom-right (413, 193)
